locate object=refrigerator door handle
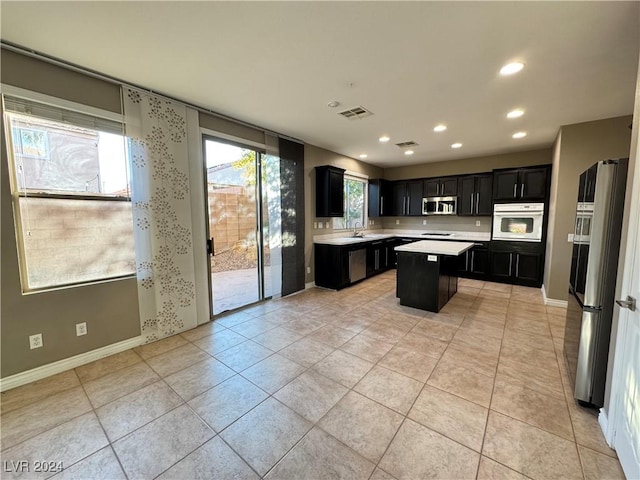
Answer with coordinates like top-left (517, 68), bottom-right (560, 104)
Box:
top-left (574, 309), bottom-right (600, 402)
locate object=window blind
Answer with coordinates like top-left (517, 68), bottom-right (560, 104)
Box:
top-left (3, 95), bottom-right (123, 135)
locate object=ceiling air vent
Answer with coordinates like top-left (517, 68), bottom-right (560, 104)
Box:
top-left (338, 106), bottom-right (373, 120)
top-left (396, 141), bottom-right (418, 148)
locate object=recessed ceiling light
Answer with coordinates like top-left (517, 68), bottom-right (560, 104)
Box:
top-left (433, 124), bottom-right (447, 132)
top-left (512, 131), bottom-right (527, 139)
top-left (451, 143), bottom-right (462, 149)
top-left (359, 154), bottom-right (368, 159)
top-left (404, 150), bottom-right (414, 156)
top-left (500, 62), bottom-right (525, 76)
top-left (379, 135), bottom-right (390, 143)
top-left (507, 109), bottom-right (525, 119)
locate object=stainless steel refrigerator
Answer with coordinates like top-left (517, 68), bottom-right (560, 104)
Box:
top-left (564, 158), bottom-right (628, 408)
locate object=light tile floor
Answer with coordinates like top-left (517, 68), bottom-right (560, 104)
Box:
top-left (0, 272), bottom-right (627, 479)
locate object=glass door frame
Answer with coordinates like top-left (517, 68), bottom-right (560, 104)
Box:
top-left (202, 134), bottom-right (269, 318)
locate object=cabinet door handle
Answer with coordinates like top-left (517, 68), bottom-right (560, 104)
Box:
top-left (380, 197), bottom-right (384, 216)
top-left (471, 251), bottom-right (475, 271)
top-left (516, 254), bottom-right (520, 277)
top-left (402, 196), bottom-right (406, 215)
top-left (406, 196), bottom-right (410, 214)
top-left (520, 184), bottom-right (524, 198)
top-left (508, 253), bottom-right (513, 275)
top-left (476, 193), bottom-right (479, 214)
top-left (513, 184), bottom-right (517, 198)
top-left (470, 194), bottom-right (474, 214)
top-left (465, 251), bottom-right (469, 271)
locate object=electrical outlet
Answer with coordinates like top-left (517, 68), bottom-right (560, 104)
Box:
top-left (306, 266), bottom-right (311, 274)
top-left (76, 322), bottom-right (87, 336)
top-left (422, 220), bottom-right (427, 225)
top-left (325, 222), bottom-right (329, 229)
top-left (476, 220), bottom-right (481, 226)
top-left (29, 333), bottom-right (43, 349)
top-left (313, 222), bottom-right (317, 229)
top-left (396, 219), bottom-right (400, 225)
top-left (568, 233), bottom-right (574, 242)
top-left (318, 223), bottom-right (323, 229)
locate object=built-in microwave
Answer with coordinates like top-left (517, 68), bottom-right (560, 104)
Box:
top-left (492, 203), bottom-right (544, 242)
top-left (422, 196), bottom-right (457, 215)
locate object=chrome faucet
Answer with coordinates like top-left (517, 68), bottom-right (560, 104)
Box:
top-left (353, 221), bottom-right (364, 237)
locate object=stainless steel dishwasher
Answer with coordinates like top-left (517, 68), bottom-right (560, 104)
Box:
top-left (348, 248), bottom-right (367, 283)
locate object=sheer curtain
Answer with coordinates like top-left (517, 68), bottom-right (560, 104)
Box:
top-left (123, 88), bottom-right (198, 343)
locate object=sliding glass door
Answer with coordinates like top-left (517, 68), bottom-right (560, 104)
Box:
top-left (204, 138), bottom-right (266, 315)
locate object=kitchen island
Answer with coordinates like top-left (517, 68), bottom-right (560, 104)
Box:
top-left (395, 240), bottom-right (474, 312)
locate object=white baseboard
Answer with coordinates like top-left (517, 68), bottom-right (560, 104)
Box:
top-left (0, 336), bottom-right (143, 392)
top-left (542, 284), bottom-right (568, 308)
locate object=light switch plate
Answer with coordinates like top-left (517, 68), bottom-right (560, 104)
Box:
top-left (568, 233), bottom-right (574, 242)
top-left (396, 219), bottom-right (400, 225)
top-left (325, 222), bottom-right (329, 229)
top-left (422, 220), bottom-right (427, 225)
top-left (476, 220), bottom-right (481, 226)
top-left (313, 222), bottom-right (317, 229)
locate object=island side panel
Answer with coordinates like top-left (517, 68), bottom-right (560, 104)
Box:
top-left (396, 251), bottom-right (442, 311)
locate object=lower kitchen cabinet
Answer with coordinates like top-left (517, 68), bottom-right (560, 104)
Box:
top-left (490, 242), bottom-right (543, 287)
top-left (366, 240), bottom-right (387, 276)
top-left (315, 244), bottom-right (350, 289)
top-left (317, 238), bottom-right (398, 289)
top-left (457, 242), bottom-right (490, 278)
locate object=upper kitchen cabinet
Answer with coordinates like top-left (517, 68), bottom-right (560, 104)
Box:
top-left (315, 165), bottom-right (345, 217)
top-left (368, 179), bottom-right (392, 217)
top-left (492, 166), bottom-right (550, 202)
top-left (391, 180), bottom-right (423, 216)
top-left (424, 176), bottom-right (458, 197)
top-left (457, 173), bottom-right (492, 216)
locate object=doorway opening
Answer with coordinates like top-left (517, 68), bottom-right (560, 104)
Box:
top-left (204, 137), bottom-right (274, 315)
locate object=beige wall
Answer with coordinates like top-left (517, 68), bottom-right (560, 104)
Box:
top-left (304, 144), bottom-right (383, 284)
top-left (543, 116), bottom-right (633, 301)
top-left (543, 131), bottom-right (563, 293)
top-left (383, 148), bottom-right (552, 181)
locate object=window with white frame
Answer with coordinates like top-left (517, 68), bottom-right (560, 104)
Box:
top-left (3, 93), bottom-right (136, 291)
top-left (333, 174), bottom-right (367, 230)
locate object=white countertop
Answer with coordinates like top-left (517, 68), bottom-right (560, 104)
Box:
top-left (394, 240), bottom-right (474, 256)
top-left (313, 230), bottom-right (490, 246)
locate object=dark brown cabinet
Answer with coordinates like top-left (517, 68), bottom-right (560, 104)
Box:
top-left (368, 179), bottom-right (392, 217)
top-left (315, 166), bottom-right (345, 217)
top-left (490, 243), bottom-right (543, 286)
top-left (424, 176), bottom-right (458, 197)
top-left (457, 173), bottom-right (492, 216)
top-left (493, 166), bottom-right (549, 202)
top-left (457, 242), bottom-right (490, 277)
top-left (391, 180), bottom-right (423, 216)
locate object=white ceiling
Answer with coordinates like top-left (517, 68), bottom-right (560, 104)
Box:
top-left (1, 2), bottom-right (638, 167)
